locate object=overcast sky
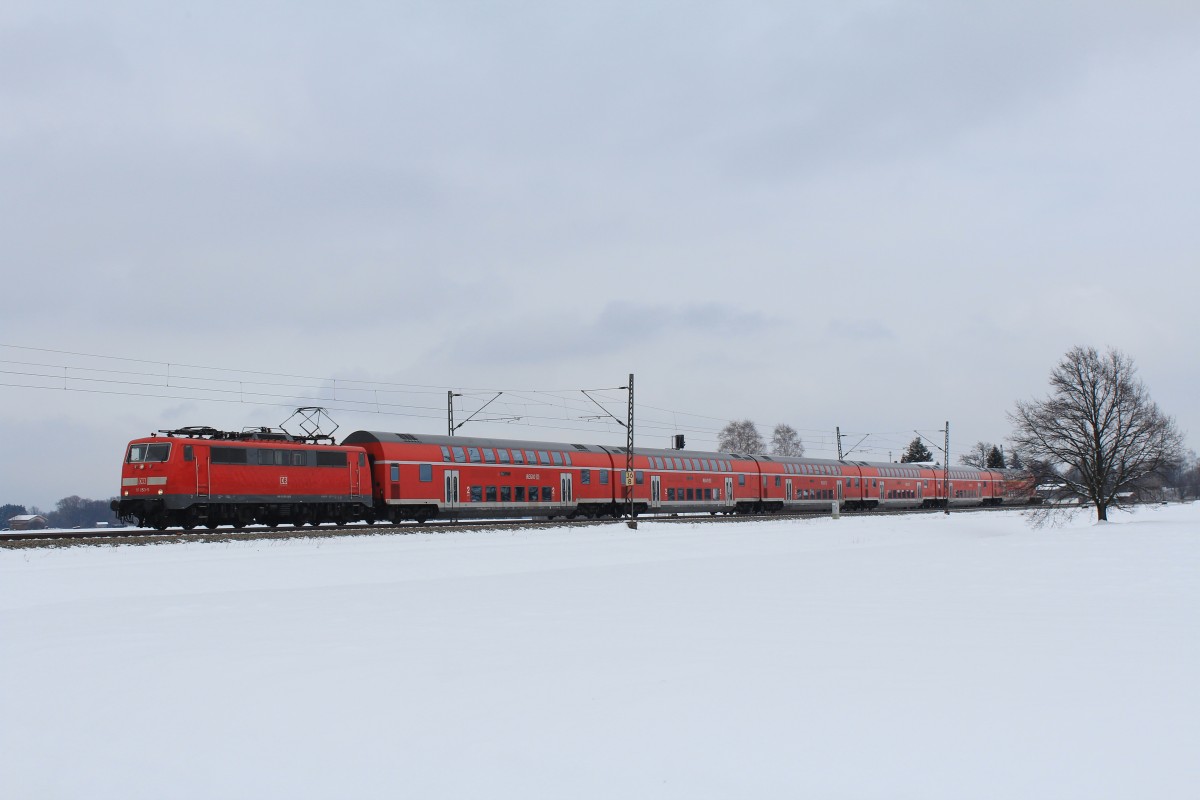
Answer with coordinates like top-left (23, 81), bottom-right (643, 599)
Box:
top-left (3, 1), bottom-right (1198, 510)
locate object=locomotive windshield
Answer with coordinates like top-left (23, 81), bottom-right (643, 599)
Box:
top-left (127, 443), bottom-right (171, 463)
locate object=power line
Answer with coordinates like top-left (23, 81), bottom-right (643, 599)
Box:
top-left (1, 342), bottom-right (932, 460)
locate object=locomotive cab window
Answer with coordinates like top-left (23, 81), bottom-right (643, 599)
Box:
top-left (127, 443), bottom-right (171, 463)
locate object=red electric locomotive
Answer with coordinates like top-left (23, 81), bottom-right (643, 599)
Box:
top-left (112, 427), bottom-right (372, 530)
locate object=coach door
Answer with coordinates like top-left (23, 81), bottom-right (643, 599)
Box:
top-left (725, 477), bottom-right (735, 508)
top-left (650, 475), bottom-right (661, 509)
top-left (917, 481), bottom-right (923, 502)
top-left (560, 473), bottom-right (573, 510)
top-left (879, 480), bottom-right (885, 502)
top-left (444, 470), bottom-right (460, 512)
top-left (785, 479), bottom-right (793, 506)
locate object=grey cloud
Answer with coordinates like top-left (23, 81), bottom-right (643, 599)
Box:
top-left (428, 302), bottom-right (771, 368)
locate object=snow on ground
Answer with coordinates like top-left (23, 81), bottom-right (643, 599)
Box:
top-left (2, 504), bottom-right (1198, 800)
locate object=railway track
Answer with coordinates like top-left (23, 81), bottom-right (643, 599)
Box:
top-left (0, 504), bottom-right (1025, 549)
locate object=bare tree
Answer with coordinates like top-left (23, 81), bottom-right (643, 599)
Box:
top-left (960, 441), bottom-right (992, 468)
top-left (770, 424), bottom-right (804, 457)
top-left (718, 419), bottom-right (765, 454)
top-left (1009, 346), bottom-right (1184, 521)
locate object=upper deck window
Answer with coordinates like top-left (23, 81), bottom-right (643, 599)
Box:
top-left (127, 443), bottom-right (171, 463)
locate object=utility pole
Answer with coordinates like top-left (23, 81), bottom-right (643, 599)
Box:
top-left (944, 420), bottom-right (951, 516)
top-left (913, 423), bottom-right (952, 515)
top-left (447, 391), bottom-right (459, 436)
top-left (836, 427), bottom-right (843, 460)
top-left (626, 373), bottom-right (636, 529)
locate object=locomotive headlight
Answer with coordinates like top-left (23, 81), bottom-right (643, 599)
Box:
top-left (157, 489), bottom-right (164, 495)
top-left (124, 491), bottom-right (129, 496)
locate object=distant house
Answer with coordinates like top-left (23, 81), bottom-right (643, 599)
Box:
top-left (9, 514), bottom-right (49, 530)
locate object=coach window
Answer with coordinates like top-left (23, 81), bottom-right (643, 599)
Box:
top-left (441, 446), bottom-right (451, 462)
top-left (564, 453), bottom-right (572, 466)
top-left (775, 476), bottom-right (781, 487)
top-left (515, 486), bottom-right (526, 502)
top-left (512, 450), bottom-right (524, 465)
top-left (500, 486), bottom-right (512, 502)
top-left (452, 447), bottom-right (466, 463)
top-left (483, 449), bottom-right (496, 463)
top-left (486, 486), bottom-right (497, 502)
top-left (667, 488), bottom-right (675, 501)
top-left (544, 486), bottom-right (554, 501)
top-left (525, 450), bottom-right (537, 464)
top-left (551, 452), bottom-right (563, 466)
top-left (419, 464), bottom-right (433, 482)
top-left (686, 488), bottom-right (694, 500)
top-left (581, 469), bottom-right (591, 485)
top-left (538, 451), bottom-right (551, 465)
top-left (599, 470), bottom-right (609, 485)
top-left (391, 464), bottom-right (400, 482)
top-left (738, 474), bottom-right (746, 486)
top-left (498, 449), bottom-right (511, 464)
top-left (469, 486), bottom-right (482, 502)
top-left (468, 448), bottom-right (481, 463)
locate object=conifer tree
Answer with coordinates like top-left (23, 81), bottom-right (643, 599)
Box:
top-left (986, 445), bottom-right (1006, 468)
top-left (900, 436), bottom-right (933, 463)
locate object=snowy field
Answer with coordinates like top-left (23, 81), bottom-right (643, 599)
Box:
top-left (3, 504), bottom-right (1198, 800)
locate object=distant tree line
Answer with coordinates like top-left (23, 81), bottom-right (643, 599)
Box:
top-left (1, 497), bottom-right (120, 528)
